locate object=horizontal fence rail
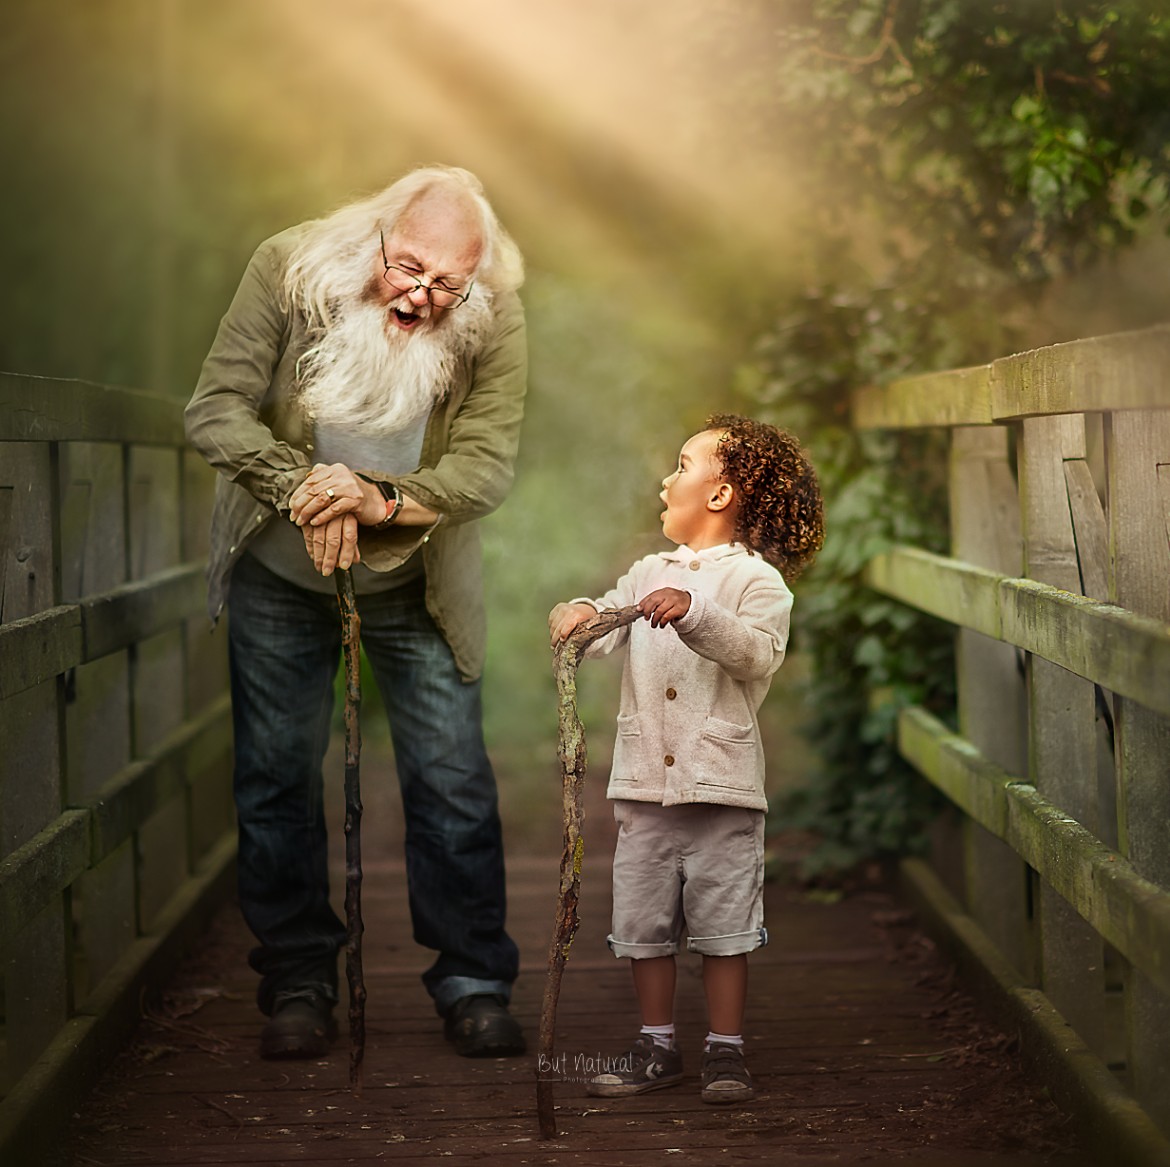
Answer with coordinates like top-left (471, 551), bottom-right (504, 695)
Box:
top-left (0, 373), bottom-right (187, 445)
top-left (0, 373), bottom-right (234, 1165)
top-left (853, 324), bottom-right (1170, 428)
top-left (0, 694), bottom-right (232, 944)
top-left (867, 548), bottom-right (1170, 717)
top-left (0, 563), bottom-right (206, 700)
top-left (898, 707), bottom-right (1170, 1001)
top-left (850, 324), bottom-right (1170, 1156)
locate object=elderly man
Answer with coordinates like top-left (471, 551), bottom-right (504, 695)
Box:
top-left (185, 166), bottom-right (526, 1060)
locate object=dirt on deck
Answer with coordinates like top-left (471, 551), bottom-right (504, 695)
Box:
top-left (49, 743), bottom-right (1089, 1166)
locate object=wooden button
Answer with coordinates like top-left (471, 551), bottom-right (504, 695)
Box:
top-left (688, 561), bottom-right (700, 571)
top-left (664, 755), bottom-right (675, 766)
top-left (666, 687), bottom-right (677, 700)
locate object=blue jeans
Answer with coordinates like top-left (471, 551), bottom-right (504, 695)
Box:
top-left (227, 552), bottom-right (519, 1017)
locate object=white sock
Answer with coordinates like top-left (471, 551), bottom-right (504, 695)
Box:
top-left (641, 1023), bottom-right (676, 1050)
top-left (705, 1031), bottom-right (744, 1051)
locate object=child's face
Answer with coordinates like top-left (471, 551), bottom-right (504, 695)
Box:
top-left (659, 429), bottom-right (726, 546)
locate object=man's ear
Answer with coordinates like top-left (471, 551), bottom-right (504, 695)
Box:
top-left (708, 482), bottom-right (734, 512)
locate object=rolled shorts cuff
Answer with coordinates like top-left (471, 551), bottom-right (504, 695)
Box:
top-left (432, 976), bottom-right (512, 1016)
top-left (686, 926), bottom-right (769, 957)
top-left (606, 934), bottom-right (680, 960)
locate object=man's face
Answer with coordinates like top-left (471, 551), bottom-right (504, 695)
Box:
top-left (376, 194), bottom-right (483, 334)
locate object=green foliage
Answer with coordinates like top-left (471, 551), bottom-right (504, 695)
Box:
top-left (774, 0), bottom-right (1170, 278)
top-left (737, 286), bottom-right (957, 876)
top-left (732, 1), bottom-right (1170, 874)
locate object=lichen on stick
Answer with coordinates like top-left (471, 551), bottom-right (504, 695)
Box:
top-left (537, 604), bottom-right (640, 1139)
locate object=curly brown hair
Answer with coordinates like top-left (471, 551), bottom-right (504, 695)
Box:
top-left (706, 413), bottom-right (825, 578)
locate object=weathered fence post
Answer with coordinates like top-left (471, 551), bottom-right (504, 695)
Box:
top-left (852, 326), bottom-right (1170, 1153)
top-left (0, 438), bottom-right (67, 1091)
top-left (1106, 407), bottom-right (1170, 1130)
top-left (949, 424), bottom-right (1031, 978)
top-left (1018, 412), bottom-right (1106, 1058)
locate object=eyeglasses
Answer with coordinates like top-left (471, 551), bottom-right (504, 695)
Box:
top-left (380, 229), bottom-right (474, 309)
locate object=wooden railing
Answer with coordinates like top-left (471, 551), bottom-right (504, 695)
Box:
top-left (852, 325), bottom-right (1170, 1155)
top-left (0, 373), bottom-right (234, 1162)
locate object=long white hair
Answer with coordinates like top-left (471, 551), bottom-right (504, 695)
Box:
top-left (283, 165), bottom-right (524, 330)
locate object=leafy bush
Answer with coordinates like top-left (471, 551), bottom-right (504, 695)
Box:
top-left (725, 1), bottom-right (1170, 874)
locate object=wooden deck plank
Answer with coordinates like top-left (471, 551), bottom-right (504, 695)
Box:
top-left (49, 738), bottom-right (1088, 1165)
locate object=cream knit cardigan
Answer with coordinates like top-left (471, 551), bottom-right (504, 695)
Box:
top-left (580, 543), bottom-right (793, 812)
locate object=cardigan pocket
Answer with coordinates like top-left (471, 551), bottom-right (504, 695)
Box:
top-left (616, 713), bottom-right (641, 737)
top-left (695, 716), bottom-right (756, 792)
top-left (610, 714), bottom-right (643, 783)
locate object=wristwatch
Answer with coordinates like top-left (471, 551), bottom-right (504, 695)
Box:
top-left (358, 474), bottom-right (402, 529)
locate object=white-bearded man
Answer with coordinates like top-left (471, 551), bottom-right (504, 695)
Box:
top-left (186, 165), bottom-right (527, 1060)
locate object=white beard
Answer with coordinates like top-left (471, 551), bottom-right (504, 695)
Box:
top-left (296, 286), bottom-right (494, 436)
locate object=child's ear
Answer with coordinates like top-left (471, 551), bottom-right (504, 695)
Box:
top-left (708, 482), bottom-right (734, 512)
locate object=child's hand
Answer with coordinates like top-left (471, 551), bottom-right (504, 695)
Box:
top-left (638, 587), bottom-right (691, 628)
top-left (548, 602), bottom-right (597, 647)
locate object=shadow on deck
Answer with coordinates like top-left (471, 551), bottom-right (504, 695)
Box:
top-left (50, 736), bottom-right (1087, 1166)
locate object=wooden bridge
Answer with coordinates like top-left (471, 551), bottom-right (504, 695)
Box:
top-left (2, 325), bottom-right (1169, 1164)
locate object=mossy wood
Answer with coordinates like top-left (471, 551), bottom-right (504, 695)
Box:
top-left (865, 548), bottom-right (1170, 717)
top-left (856, 327), bottom-right (1170, 1130)
top-left (0, 372), bottom-right (234, 1161)
top-left (0, 564), bottom-right (207, 700)
top-left (852, 325), bottom-right (1170, 429)
top-left (0, 693), bottom-right (231, 952)
top-left (948, 426), bottom-right (1030, 978)
top-left (0, 811), bottom-right (89, 947)
top-left (1106, 408), bottom-right (1170, 1125)
top-left (537, 604), bottom-right (640, 1140)
top-left (1019, 413), bottom-right (1103, 1057)
top-left (898, 707), bottom-right (1170, 1001)
top-left (0, 373), bottom-right (186, 444)
top-left (0, 607), bottom-right (82, 701)
top-left (853, 364), bottom-right (993, 429)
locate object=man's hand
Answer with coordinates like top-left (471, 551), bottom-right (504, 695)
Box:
top-left (290, 463), bottom-right (383, 528)
top-left (548, 602), bottom-right (597, 647)
top-left (303, 513), bottom-right (361, 576)
top-left (290, 461), bottom-right (439, 528)
top-left (638, 587), bottom-right (691, 628)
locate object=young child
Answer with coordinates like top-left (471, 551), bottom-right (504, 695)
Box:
top-left (548, 413), bottom-right (824, 1104)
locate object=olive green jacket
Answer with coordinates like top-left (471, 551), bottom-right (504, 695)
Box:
top-left (184, 225), bottom-right (528, 681)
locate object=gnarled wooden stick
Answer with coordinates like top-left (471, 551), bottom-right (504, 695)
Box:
top-left (335, 569), bottom-right (366, 1095)
top-left (537, 604), bottom-right (641, 1140)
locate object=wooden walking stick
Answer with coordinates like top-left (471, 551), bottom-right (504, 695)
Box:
top-left (335, 568), bottom-right (367, 1095)
top-left (537, 604), bottom-right (641, 1140)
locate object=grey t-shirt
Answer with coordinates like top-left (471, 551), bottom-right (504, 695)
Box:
top-left (248, 415), bottom-right (428, 595)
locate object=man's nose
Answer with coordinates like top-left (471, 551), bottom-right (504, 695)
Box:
top-left (406, 283), bottom-right (431, 306)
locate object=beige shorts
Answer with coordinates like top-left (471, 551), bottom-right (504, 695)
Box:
top-left (607, 800), bottom-right (767, 959)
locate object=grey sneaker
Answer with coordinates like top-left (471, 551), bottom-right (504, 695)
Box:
top-left (700, 1041), bottom-right (755, 1104)
top-left (586, 1034), bottom-right (684, 1097)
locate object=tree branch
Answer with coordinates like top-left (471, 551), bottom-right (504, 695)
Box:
top-left (335, 569), bottom-right (366, 1095)
top-left (536, 605), bottom-right (641, 1139)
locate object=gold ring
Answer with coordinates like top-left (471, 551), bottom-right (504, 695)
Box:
top-left (326, 488), bottom-right (335, 499)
